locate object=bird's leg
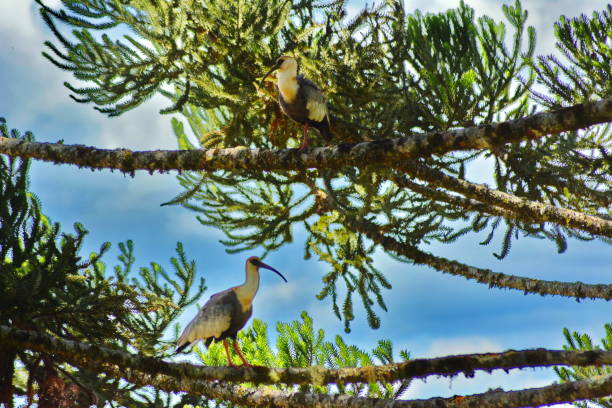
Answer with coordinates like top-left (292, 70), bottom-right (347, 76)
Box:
top-left (299, 123), bottom-right (309, 150)
top-left (232, 340), bottom-right (252, 367)
top-left (270, 118), bottom-right (279, 146)
top-left (222, 339), bottom-right (235, 367)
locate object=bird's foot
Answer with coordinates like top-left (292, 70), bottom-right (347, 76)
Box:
top-left (228, 362), bottom-right (251, 368)
top-left (300, 124), bottom-right (309, 150)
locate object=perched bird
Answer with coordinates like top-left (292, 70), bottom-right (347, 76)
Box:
top-left (176, 256), bottom-right (287, 367)
top-left (259, 56), bottom-right (332, 149)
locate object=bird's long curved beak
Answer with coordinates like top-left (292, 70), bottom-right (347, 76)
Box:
top-left (258, 62), bottom-right (280, 89)
top-left (253, 259), bottom-right (287, 282)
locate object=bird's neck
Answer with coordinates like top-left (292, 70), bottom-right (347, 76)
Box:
top-left (277, 69), bottom-right (298, 103)
top-left (234, 267), bottom-right (259, 311)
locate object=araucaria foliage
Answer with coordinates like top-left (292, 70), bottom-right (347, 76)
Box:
top-left (180, 311), bottom-right (410, 407)
top-left (37, 0), bottom-right (610, 331)
top-left (0, 119), bottom-right (206, 407)
top-left (555, 324), bottom-right (612, 408)
top-left (0, 0), bottom-right (610, 407)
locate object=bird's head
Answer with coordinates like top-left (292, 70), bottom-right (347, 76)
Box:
top-left (275, 55), bottom-right (298, 72)
top-left (246, 256), bottom-right (287, 282)
top-left (258, 56), bottom-right (297, 88)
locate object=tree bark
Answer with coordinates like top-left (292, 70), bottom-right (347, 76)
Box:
top-left (15, 347), bottom-right (612, 408)
top-left (399, 161), bottom-right (612, 238)
top-left (0, 346), bottom-right (16, 408)
top-left (347, 215), bottom-right (612, 300)
top-left (393, 176), bottom-right (528, 220)
top-left (0, 99), bottom-right (609, 174)
top-left (99, 368), bottom-right (612, 408)
top-left (2, 325), bottom-right (612, 387)
top-left (3, 325), bottom-right (612, 407)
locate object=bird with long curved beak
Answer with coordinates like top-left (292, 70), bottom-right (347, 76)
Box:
top-left (259, 56), bottom-right (332, 149)
top-left (176, 256), bottom-right (287, 367)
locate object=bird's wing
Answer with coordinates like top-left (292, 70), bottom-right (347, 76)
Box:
top-left (177, 290), bottom-right (234, 347)
top-left (299, 75), bottom-right (329, 124)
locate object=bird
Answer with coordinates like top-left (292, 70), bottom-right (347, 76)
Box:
top-left (259, 56), bottom-right (332, 149)
top-left (176, 256), bottom-right (287, 367)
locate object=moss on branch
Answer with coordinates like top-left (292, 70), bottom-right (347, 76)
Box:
top-left (393, 176), bottom-right (522, 220)
top-left (100, 368), bottom-right (612, 408)
top-left (3, 325), bottom-right (612, 386)
top-left (0, 99), bottom-right (610, 174)
top-left (348, 216), bottom-right (612, 300)
top-left (2, 324), bottom-right (612, 407)
top-left (399, 161), bottom-right (612, 238)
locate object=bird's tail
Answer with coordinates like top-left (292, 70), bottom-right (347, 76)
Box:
top-left (314, 119), bottom-right (333, 142)
top-left (176, 341), bottom-right (191, 353)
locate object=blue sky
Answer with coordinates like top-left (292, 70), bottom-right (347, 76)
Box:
top-left (0, 0), bottom-right (610, 403)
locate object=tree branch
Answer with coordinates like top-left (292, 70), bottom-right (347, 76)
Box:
top-left (393, 176), bottom-right (524, 221)
top-left (90, 365), bottom-right (612, 408)
top-left (346, 216), bottom-right (612, 300)
top-left (0, 99), bottom-right (610, 173)
top-left (3, 325), bottom-right (612, 387)
top-left (524, 171), bottom-right (611, 208)
top-left (399, 161), bottom-right (612, 238)
top-left (2, 325), bottom-right (612, 407)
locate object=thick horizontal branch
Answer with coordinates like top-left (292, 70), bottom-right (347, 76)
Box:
top-left (393, 176), bottom-right (523, 221)
top-left (2, 325), bottom-right (612, 387)
top-left (394, 175), bottom-right (611, 236)
top-left (0, 99), bottom-right (610, 173)
top-left (348, 216), bottom-right (612, 300)
top-left (2, 325), bottom-right (612, 408)
top-left (93, 364), bottom-right (612, 408)
top-left (399, 161), bottom-right (612, 238)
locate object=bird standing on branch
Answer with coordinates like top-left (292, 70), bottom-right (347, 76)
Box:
top-left (176, 256), bottom-right (287, 367)
top-left (259, 56), bottom-right (332, 149)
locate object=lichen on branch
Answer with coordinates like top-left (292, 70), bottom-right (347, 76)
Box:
top-left (3, 325), bottom-right (612, 407)
top-left (3, 325), bottom-right (612, 387)
top-left (0, 99), bottom-right (609, 174)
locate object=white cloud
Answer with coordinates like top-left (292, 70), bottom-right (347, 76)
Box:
top-left (43, 0), bottom-right (64, 9)
top-left (164, 210), bottom-right (227, 240)
top-left (387, 0), bottom-right (606, 58)
top-left (256, 281), bottom-right (300, 306)
top-left (408, 0), bottom-right (461, 14)
top-left (0, 1), bottom-right (177, 151)
top-left (94, 96), bottom-right (179, 150)
top-left (424, 336), bottom-right (502, 358)
top-left (0, 0), bottom-right (184, 237)
top-left (0, 2), bottom-right (39, 44)
top-left (405, 368), bottom-right (560, 400)
top-left (0, 4), bottom-right (73, 125)
top-left (405, 334), bottom-right (564, 402)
